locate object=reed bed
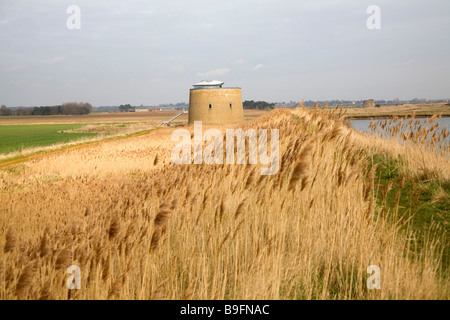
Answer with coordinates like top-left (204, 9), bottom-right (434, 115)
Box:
top-left (0, 106), bottom-right (448, 299)
top-left (367, 113), bottom-right (449, 156)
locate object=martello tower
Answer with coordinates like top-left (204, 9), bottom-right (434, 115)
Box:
top-left (188, 80), bottom-right (244, 124)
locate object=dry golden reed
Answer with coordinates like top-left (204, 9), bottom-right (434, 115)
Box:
top-left (4, 224), bottom-right (17, 253)
top-left (154, 203), bottom-right (171, 227)
top-left (55, 247), bottom-right (72, 270)
top-left (108, 216), bottom-right (121, 240)
top-left (39, 228), bottom-right (50, 258)
top-left (0, 107), bottom-right (448, 300)
top-left (15, 262), bottom-right (37, 299)
top-left (288, 141), bottom-right (314, 191)
top-left (108, 273), bottom-right (126, 299)
top-left (234, 198), bottom-right (247, 220)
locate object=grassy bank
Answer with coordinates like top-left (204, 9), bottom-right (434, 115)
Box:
top-left (370, 153), bottom-right (449, 271)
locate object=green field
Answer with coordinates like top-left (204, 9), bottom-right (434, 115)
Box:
top-left (0, 124), bottom-right (99, 154)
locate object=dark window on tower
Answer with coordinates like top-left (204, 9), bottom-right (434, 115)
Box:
top-left (230, 103), bottom-right (232, 108)
top-left (209, 104), bottom-right (212, 109)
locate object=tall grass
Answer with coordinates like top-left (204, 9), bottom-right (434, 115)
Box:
top-left (0, 107), bottom-right (448, 299)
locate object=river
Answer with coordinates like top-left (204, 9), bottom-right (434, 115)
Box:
top-left (350, 117), bottom-right (450, 142)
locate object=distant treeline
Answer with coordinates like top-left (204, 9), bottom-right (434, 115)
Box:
top-left (119, 104), bottom-right (134, 112)
top-left (243, 100), bottom-right (275, 110)
top-left (158, 102), bottom-right (189, 108)
top-left (0, 102), bottom-right (92, 116)
top-left (276, 99), bottom-right (450, 108)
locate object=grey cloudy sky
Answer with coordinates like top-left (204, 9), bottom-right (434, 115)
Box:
top-left (0, 0), bottom-right (449, 106)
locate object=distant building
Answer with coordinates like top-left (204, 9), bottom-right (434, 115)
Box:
top-left (135, 108), bottom-right (150, 112)
top-left (188, 80), bottom-right (244, 124)
top-left (363, 99), bottom-right (375, 108)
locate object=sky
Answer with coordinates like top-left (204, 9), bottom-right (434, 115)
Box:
top-left (0, 0), bottom-right (449, 107)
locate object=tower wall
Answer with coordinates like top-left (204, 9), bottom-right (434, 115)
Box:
top-left (363, 99), bottom-right (376, 108)
top-left (188, 88), bottom-right (244, 124)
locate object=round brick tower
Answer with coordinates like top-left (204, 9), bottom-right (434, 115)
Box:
top-left (188, 80), bottom-right (244, 124)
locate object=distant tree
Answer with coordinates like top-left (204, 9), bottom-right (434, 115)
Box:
top-left (61, 102), bottom-right (92, 115)
top-left (243, 100), bottom-right (275, 110)
top-left (119, 104), bottom-right (134, 112)
top-left (27, 102), bottom-right (92, 116)
top-left (61, 103), bottom-right (78, 115)
top-left (1, 105), bottom-right (12, 116)
top-left (31, 107), bottom-right (41, 115)
top-left (82, 102), bottom-right (92, 114)
top-left (32, 106), bottom-right (52, 115)
top-left (15, 108), bottom-right (33, 116)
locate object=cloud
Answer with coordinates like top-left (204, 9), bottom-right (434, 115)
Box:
top-left (231, 59), bottom-right (245, 66)
top-left (4, 57), bottom-right (67, 74)
top-left (170, 65), bottom-right (186, 74)
top-left (39, 56), bottom-right (67, 65)
top-left (251, 64), bottom-right (264, 71)
top-left (5, 64), bottom-right (27, 72)
top-left (196, 68), bottom-right (231, 78)
top-left (7, 80), bottom-right (25, 86)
